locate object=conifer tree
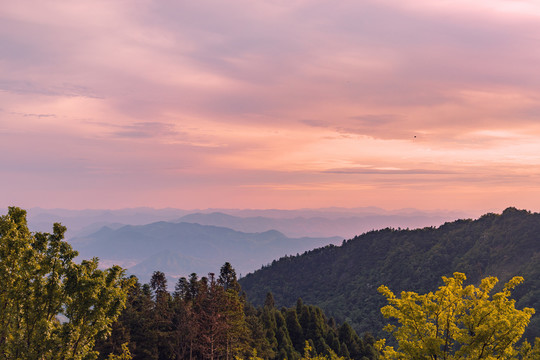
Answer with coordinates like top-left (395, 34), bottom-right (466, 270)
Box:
top-left (219, 262), bottom-right (240, 292)
top-left (286, 308), bottom-right (305, 353)
top-left (171, 277), bottom-right (196, 360)
top-left (150, 271), bottom-right (174, 360)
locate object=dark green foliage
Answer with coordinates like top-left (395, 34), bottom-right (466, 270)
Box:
top-left (264, 292), bottom-right (275, 309)
top-left (96, 268), bottom-right (378, 359)
top-left (286, 309), bottom-right (305, 352)
top-left (218, 262), bottom-right (240, 292)
top-left (245, 302), bottom-right (275, 359)
top-left (150, 271), bottom-right (174, 360)
top-left (239, 207), bottom-right (540, 341)
top-left (96, 265), bottom-right (249, 360)
top-left (251, 296), bottom-right (379, 360)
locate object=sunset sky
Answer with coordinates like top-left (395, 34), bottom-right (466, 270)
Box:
top-left (2, 0), bottom-right (540, 212)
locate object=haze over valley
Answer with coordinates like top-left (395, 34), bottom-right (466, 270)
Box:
top-left (26, 206), bottom-right (472, 282)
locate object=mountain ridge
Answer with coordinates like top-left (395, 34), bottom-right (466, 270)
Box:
top-left (238, 207), bottom-right (540, 341)
top-left (26, 207), bottom-right (473, 239)
top-left (71, 221), bottom-right (341, 282)
top-left (176, 211), bottom-right (470, 238)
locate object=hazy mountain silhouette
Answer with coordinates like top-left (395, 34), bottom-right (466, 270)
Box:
top-left (26, 207), bottom-right (472, 239)
top-left (71, 221), bottom-right (341, 282)
top-left (177, 211), bottom-right (469, 238)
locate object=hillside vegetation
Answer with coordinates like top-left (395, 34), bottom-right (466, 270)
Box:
top-left (95, 266), bottom-right (379, 360)
top-left (3, 206), bottom-right (539, 360)
top-left (239, 207), bottom-right (540, 341)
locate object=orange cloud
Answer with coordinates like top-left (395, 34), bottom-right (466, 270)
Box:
top-left (2, 0), bottom-right (540, 212)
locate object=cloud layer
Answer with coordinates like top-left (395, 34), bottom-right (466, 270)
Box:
top-left (2, 0), bottom-right (540, 212)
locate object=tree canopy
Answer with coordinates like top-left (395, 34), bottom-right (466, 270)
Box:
top-left (96, 267), bottom-right (379, 360)
top-left (0, 207), bottom-right (133, 360)
top-left (376, 272), bottom-right (536, 360)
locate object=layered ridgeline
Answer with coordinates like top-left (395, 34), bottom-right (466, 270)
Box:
top-left (27, 207), bottom-right (467, 240)
top-left (70, 221), bottom-right (341, 282)
top-left (30, 207), bottom-right (468, 282)
top-left (239, 207), bottom-right (540, 341)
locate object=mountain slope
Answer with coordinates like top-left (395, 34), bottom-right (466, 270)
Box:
top-left (238, 207), bottom-right (540, 341)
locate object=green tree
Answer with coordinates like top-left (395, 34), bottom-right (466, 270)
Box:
top-left (106, 343), bottom-right (132, 360)
top-left (376, 272), bottom-right (536, 360)
top-left (244, 302), bottom-right (275, 360)
top-left (171, 277), bottom-right (197, 360)
top-left (0, 207), bottom-right (133, 360)
top-left (150, 271), bottom-right (174, 360)
top-left (301, 341), bottom-right (344, 360)
top-left (219, 262), bottom-right (241, 292)
top-left (518, 338), bottom-right (540, 360)
top-left (286, 308), bottom-right (305, 353)
top-left (338, 323), bottom-right (365, 359)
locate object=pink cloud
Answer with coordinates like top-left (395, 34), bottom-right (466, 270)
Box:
top-left (2, 0), bottom-right (540, 211)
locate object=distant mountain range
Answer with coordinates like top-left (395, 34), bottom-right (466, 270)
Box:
top-left (24, 206), bottom-right (473, 283)
top-left (70, 221), bottom-right (341, 282)
top-left (26, 206), bottom-right (472, 239)
top-left (238, 207), bottom-right (540, 341)
top-left (25, 207), bottom-right (192, 237)
top-left (176, 211), bottom-right (468, 238)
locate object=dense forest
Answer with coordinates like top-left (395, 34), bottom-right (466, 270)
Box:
top-left (95, 263), bottom-right (379, 360)
top-left (2, 206), bottom-right (540, 360)
top-left (2, 207), bottom-right (377, 360)
top-left (239, 207), bottom-right (540, 341)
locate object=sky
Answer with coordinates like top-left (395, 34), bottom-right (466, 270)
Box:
top-left (2, 0), bottom-right (540, 212)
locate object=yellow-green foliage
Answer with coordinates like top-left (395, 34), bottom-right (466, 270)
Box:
top-left (106, 343), bottom-right (132, 360)
top-left (236, 342), bottom-right (345, 360)
top-left (301, 341), bottom-right (344, 360)
top-left (517, 338), bottom-right (540, 360)
top-left (236, 349), bottom-right (264, 360)
top-left (377, 272), bottom-right (536, 360)
top-left (0, 207), bottom-right (134, 360)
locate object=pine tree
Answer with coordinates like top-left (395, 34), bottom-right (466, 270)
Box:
top-left (150, 271), bottom-right (173, 360)
top-left (286, 308), bottom-right (305, 353)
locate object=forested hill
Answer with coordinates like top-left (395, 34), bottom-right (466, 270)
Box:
top-left (239, 207), bottom-right (540, 340)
